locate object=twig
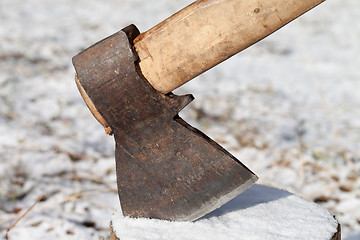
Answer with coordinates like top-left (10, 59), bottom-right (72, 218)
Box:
top-left (5, 194), bottom-right (46, 240)
top-left (0, 188), bottom-right (117, 225)
top-left (87, 199), bottom-right (117, 211)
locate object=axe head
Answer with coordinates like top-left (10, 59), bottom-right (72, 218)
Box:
top-left (73, 25), bottom-right (257, 221)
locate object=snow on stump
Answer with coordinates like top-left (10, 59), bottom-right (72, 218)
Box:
top-left (110, 184), bottom-right (341, 240)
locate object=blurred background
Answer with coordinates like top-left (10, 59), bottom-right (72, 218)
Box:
top-left (0, 0), bottom-right (359, 239)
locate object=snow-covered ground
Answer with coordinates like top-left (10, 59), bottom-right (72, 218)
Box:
top-left (0, 0), bottom-right (359, 239)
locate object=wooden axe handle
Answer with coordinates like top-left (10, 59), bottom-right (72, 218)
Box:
top-left (134, 0), bottom-right (326, 93)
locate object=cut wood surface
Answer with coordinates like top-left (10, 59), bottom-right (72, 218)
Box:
top-left (109, 184), bottom-right (340, 240)
top-left (134, 0), bottom-right (326, 93)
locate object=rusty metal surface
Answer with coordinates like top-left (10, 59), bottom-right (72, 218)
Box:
top-left (72, 25), bottom-right (257, 221)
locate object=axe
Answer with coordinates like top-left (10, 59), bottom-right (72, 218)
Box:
top-left (73, 0), bottom-right (325, 221)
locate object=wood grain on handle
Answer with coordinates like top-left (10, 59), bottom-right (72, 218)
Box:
top-left (134, 0), bottom-right (326, 93)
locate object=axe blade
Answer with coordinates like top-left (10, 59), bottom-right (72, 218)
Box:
top-left (73, 27), bottom-right (257, 221)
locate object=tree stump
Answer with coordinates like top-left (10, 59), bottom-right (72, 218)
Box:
top-left (110, 184), bottom-right (341, 240)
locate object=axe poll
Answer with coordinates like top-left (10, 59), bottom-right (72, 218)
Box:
top-left (73, 0), bottom-right (326, 221)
